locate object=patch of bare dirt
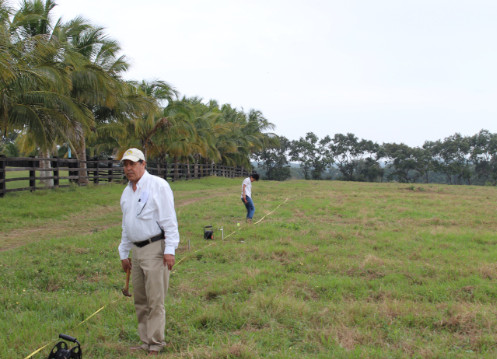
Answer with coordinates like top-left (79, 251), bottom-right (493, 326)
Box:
top-left (1, 189), bottom-right (232, 251)
top-left (1, 205), bottom-right (121, 251)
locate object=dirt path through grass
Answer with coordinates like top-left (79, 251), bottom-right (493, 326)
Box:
top-left (0, 188), bottom-right (233, 251)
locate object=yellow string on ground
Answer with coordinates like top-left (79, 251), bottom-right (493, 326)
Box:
top-left (25, 197), bottom-right (290, 359)
top-left (24, 343), bottom-right (53, 359)
top-left (76, 303), bottom-right (110, 326)
top-left (254, 197), bottom-right (288, 224)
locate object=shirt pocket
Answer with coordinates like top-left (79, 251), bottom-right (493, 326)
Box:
top-left (136, 201), bottom-right (155, 219)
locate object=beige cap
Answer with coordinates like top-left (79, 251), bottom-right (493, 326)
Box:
top-left (121, 148), bottom-right (145, 162)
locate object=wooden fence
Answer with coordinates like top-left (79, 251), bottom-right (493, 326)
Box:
top-left (0, 156), bottom-right (249, 197)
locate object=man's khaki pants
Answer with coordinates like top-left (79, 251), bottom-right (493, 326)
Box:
top-left (131, 240), bottom-right (170, 352)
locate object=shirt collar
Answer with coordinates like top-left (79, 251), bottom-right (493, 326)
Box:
top-left (128, 170), bottom-right (150, 190)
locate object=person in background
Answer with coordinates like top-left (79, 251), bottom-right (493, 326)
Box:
top-left (241, 173), bottom-right (260, 223)
top-left (118, 148), bottom-right (179, 356)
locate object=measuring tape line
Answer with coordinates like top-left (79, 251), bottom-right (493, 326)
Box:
top-left (255, 197), bottom-right (288, 224)
top-left (24, 342), bottom-right (53, 359)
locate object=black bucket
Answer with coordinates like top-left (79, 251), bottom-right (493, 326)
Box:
top-left (203, 225), bottom-right (214, 240)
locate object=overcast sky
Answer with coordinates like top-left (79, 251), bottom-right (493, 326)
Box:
top-left (49, 0), bottom-right (497, 147)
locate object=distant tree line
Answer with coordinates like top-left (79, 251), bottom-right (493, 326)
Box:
top-left (253, 130), bottom-right (497, 185)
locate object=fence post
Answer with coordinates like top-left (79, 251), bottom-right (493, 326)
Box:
top-left (70, 160), bottom-right (77, 183)
top-left (77, 159), bottom-right (83, 184)
top-left (94, 157), bottom-right (99, 184)
top-left (107, 157), bottom-right (113, 183)
top-left (0, 155), bottom-right (5, 197)
top-left (68, 159), bottom-right (72, 183)
top-left (85, 158), bottom-right (91, 183)
top-left (52, 156), bottom-right (59, 188)
top-left (29, 156), bottom-right (36, 192)
top-left (163, 162), bottom-right (168, 181)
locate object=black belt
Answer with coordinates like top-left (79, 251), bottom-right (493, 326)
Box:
top-left (133, 233), bottom-right (164, 248)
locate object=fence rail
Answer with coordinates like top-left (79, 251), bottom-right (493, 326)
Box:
top-left (0, 156), bottom-right (249, 197)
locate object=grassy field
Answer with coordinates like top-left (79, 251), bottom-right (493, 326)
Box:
top-left (1, 178), bottom-right (497, 358)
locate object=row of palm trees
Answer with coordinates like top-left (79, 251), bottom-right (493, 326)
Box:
top-left (1, 0), bottom-right (275, 184)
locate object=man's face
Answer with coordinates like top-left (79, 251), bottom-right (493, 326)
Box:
top-left (123, 160), bottom-right (146, 183)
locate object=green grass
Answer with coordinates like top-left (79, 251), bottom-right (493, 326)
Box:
top-left (1, 178), bottom-right (497, 358)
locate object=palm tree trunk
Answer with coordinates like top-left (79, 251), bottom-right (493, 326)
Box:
top-left (194, 155), bottom-right (199, 178)
top-left (74, 123), bottom-right (88, 185)
top-left (39, 149), bottom-right (54, 187)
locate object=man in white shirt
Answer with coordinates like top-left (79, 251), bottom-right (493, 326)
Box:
top-left (118, 148), bottom-right (179, 356)
top-left (241, 173), bottom-right (260, 223)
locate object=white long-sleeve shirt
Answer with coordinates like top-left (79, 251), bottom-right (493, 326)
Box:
top-left (118, 171), bottom-right (180, 260)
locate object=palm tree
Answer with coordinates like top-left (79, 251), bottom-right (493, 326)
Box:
top-left (56, 16), bottom-right (135, 182)
top-left (7, 1), bottom-right (142, 185)
top-left (0, 1), bottom-right (14, 86)
top-left (87, 80), bottom-right (157, 159)
top-left (113, 80), bottom-right (178, 160)
top-left (174, 97), bottom-right (223, 177)
top-left (151, 99), bottom-right (196, 180)
top-left (215, 105), bottom-right (275, 170)
top-left (6, 0), bottom-right (94, 185)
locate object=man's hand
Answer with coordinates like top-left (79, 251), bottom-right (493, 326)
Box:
top-left (164, 254), bottom-right (175, 270)
top-left (121, 258), bottom-right (132, 272)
